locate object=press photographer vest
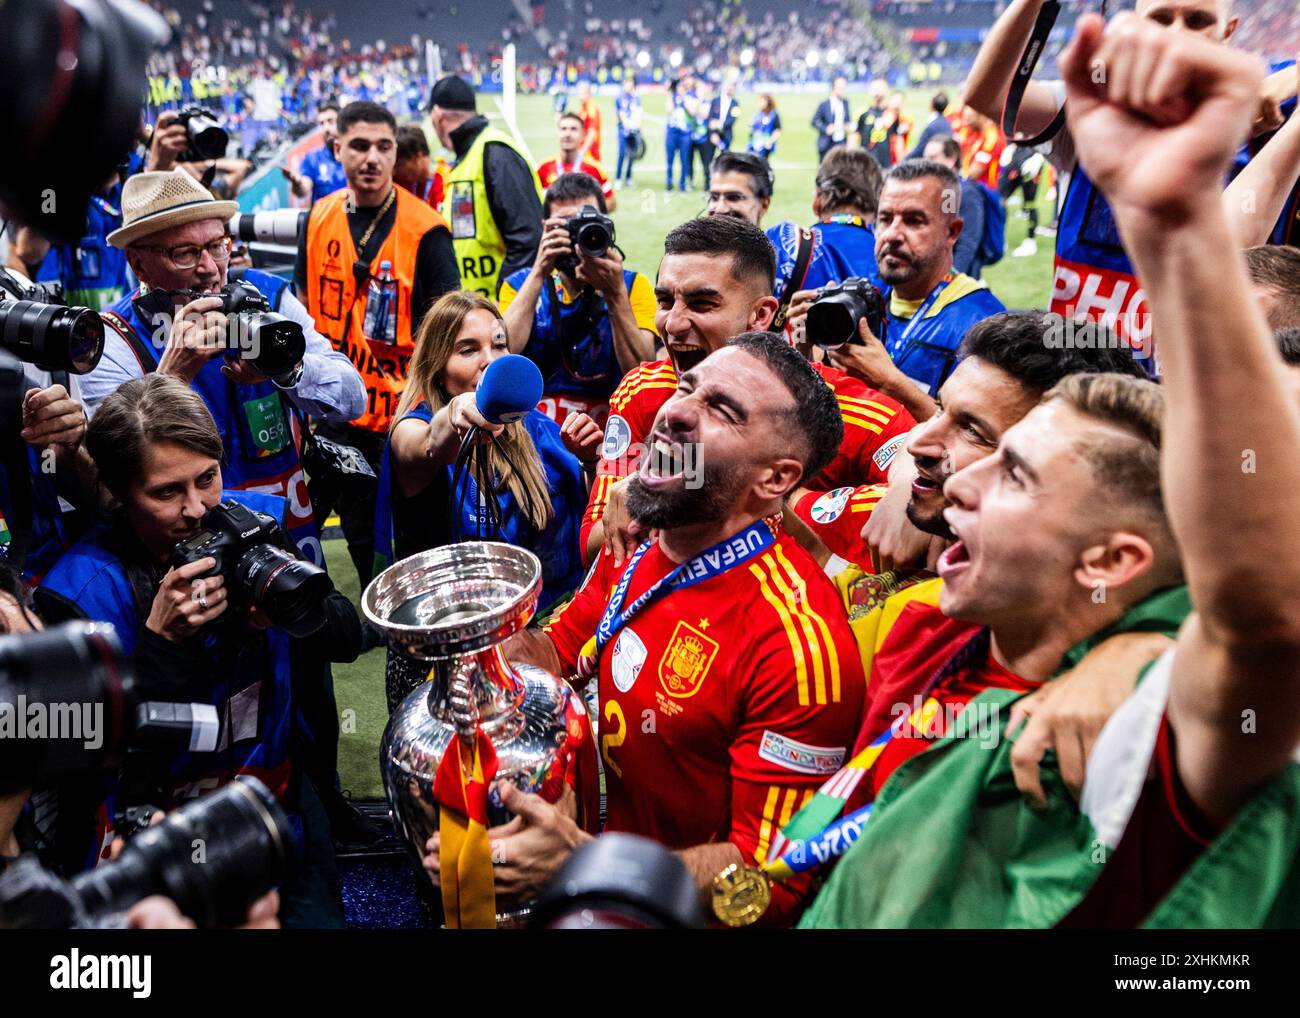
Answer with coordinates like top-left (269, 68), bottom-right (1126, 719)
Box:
top-left (304, 186), bottom-right (444, 432)
top-left (101, 269), bottom-right (322, 565)
top-left (446, 126), bottom-right (541, 298)
top-left (40, 488), bottom-right (295, 868)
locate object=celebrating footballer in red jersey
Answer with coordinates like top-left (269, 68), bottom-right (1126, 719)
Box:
top-left (426, 333), bottom-right (865, 925)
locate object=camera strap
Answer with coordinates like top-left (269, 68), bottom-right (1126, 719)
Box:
top-left (102, 310), bottom-right (159, 374)
top-left (545, 274), bottom-right (612, 384)
top-left (1001, 0), bottom-right (1066, 147)
top-left (773, 227), bottom-right (815, 331)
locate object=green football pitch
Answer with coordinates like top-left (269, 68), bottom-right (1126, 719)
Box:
top-left (330, 86), bottom-right (1057, 800)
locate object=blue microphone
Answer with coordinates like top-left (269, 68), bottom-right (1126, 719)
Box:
top-left (475, 354), bottom-right (544, 425)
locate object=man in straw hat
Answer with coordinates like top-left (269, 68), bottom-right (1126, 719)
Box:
top-left (81, 169), bottom-right (372, 851)
top-left (85, 169), bottom-right (364, 566)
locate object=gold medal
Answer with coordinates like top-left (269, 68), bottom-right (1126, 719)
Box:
top-left (711, 863), bottom-right (772, 927)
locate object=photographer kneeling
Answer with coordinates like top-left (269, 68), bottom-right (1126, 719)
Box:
top-left (499, 173), bottom-right (657, 430)
top-left (38, 375), bottom-right (359, 927)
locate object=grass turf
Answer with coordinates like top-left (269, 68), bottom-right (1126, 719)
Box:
top-left (330, 87), bottom-right (1057, 799)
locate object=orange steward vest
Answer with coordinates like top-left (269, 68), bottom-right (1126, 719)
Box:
top-left (305, 185), bottom-right (446, 432)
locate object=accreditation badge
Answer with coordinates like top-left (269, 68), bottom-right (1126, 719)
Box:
top-left (450, 181), bottom-right (477, 240)
top-left (242, 394), bottom-right (291, 458)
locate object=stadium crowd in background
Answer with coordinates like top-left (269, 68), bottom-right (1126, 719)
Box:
top-left (0, 0), bottom-right (1297, 938)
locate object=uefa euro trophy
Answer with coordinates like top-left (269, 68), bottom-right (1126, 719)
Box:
top-left (362, 542), bottom-right (595, 928)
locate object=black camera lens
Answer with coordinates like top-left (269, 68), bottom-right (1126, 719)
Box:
top-left (532, 833), bottom-right (705, 929)
top-left (0, 299), bottom-right (105, 374)
top-left (807, 279), bottom-right (886, 350)
top-left (575, 221), bottom-right (612, 258)
top-left (806, 294), bottom-right (863, 350)
top-left (238, 313), bottom-right (305, 378)
top-left (0, 622), bottom-right (129, 793)
top-left (180, 110), bottom-right (229, 162)
top-left (69, 776), bottom-right (292, 928)
top-left (0, 0), bottom-right (168, 243)
top-left (235, 544), bottom-right (333, 637)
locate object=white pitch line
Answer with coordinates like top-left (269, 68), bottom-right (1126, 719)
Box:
top-left (491, 96), bottom-right (535, 163)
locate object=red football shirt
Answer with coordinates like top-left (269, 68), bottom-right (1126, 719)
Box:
top-left (545, 526), bottom-right (866, 925)
top-left (792, 483), bottom-right (893, 570)
top-left (536, 154), bottom-right (613, 202)
top-left (578, 359), bottom-right (915, 559)
top-left (843, 600), bottom-right (1040, 810)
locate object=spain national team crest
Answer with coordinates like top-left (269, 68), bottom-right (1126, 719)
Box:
top-left (658, 621), bottom-right (719, 699)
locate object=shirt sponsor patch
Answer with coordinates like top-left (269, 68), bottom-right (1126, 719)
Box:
top-left (601, 413), bottom-right (632, 461)
top-left (810, 486), bottom-right (853, 524)
top-left (611, 627), bottom-right (647, 693)
top-left (758, 730), bottom-right (846, 775)
top-left (872, 434), bottom-right (907, 474)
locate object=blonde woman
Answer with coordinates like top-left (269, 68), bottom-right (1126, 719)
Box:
top-left (375, 291), bottom-right (588, 704)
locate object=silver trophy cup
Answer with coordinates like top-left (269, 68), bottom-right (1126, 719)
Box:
top-left (363, 542), bottom-right (586, 926)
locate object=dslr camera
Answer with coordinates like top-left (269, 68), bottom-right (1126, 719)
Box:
top-left (175, 106), bottom-right (230, 163)
top-left (0, 776), bottom-right (292, 929)
top-left (806, 277), bottom-right (888, 350)
top-left (173, 278), bottom-right (305, 378)
top-left (0, 268), bottom-right (104, 375)
top-left (171, 500), bottom-right (333, 637)
top-left (558, 204), bottom-right (615, 274)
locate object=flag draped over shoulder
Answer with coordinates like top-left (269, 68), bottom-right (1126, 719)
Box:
top-left (794, 584), bottom-right (1300, 929)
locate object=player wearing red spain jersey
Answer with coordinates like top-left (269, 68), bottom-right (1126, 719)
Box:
top-left (580, 215), bottom-right (914, 564)
top-left (792, 312), bottom-right (1153, 577)
top-left (424, 333), bottom-right (864, 925)
top-left (537, 112), bottom-right (616, 211)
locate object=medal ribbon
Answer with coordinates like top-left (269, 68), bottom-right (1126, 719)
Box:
top-left (433, 727), bottom-right (500, 928)
top-left (577, 518), bottom-right (777, 677)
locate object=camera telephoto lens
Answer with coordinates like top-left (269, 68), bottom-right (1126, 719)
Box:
top-left (0, 299), bottom-right (105, 374)
top-left (0, 622), bottom-right (129, 794)
top-left (234, 544), bottom-right (334, 637)
top-left (68, 776), bottom-right (293, 928)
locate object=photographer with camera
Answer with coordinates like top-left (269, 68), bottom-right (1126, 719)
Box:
top-left (146, 109), bottom-right (251, 200)
top-left (766, 148), bottom-right (885, 336)
top-left (83, 170), bottom-right (365, 567)
top-left (38, 374), bottom-right (358, 925)
top-left (0, 268), bottom-right (101, 580)
top-left (499, 173), bottom-right (657, 430)
top-left (789, 161), bottom-right (1006, 421)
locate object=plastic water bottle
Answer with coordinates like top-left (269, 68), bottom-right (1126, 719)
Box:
top-left (364, 260), bottom-right (398, 342)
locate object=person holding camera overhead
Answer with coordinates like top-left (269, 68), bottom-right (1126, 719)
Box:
top-left (373, 290), bottom-right (588, 710)
top-left (39, 374), bottom-right (362, 926)
top-left (499, 173), bottom-right (657, 431)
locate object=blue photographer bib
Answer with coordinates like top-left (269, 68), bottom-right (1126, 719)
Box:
top-left (102, 269), bottom-right (322, 565)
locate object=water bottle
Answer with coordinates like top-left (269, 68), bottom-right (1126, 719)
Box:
top-left (364, 260), bottom-right (398, 342)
